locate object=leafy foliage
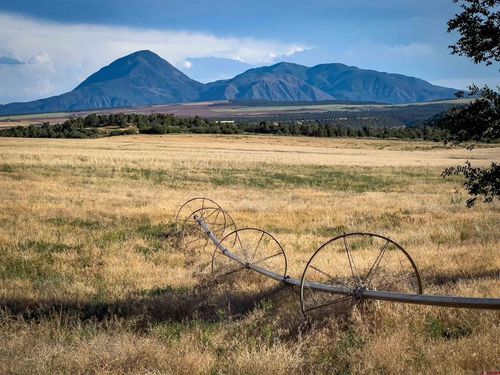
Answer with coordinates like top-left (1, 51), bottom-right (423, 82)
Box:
top-left (431, 85), bottom-right (500, 145)
top-left (443, 161), bottom-right (500, 206)
top-left (433, 86), bottom-right (500, 206)
top-left (0, 120), bottom-right (99, 138)
top-left (448, 0), bottom-right (500, 65)
top-left (440, 0), bottom-right (500, 206)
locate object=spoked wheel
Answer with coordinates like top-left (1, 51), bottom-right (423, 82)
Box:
top-left (211, 228), bottom-right (288, 292)
top-left (175, 198), bottom-right (236, 252)
top-left (300, 233), bottom-right (422, 318)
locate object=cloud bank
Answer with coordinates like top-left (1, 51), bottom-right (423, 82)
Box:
top-left (0, 13), bottom-right (306, 103)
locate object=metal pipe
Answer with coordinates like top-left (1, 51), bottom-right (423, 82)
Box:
top-left (196, 216), bottom-right (500, 310)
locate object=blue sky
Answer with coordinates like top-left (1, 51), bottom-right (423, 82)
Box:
top-left (0, 0), bottom-right (498, 104)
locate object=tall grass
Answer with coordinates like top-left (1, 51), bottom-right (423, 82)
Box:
top-left (0, 134), bottom-right (498, 374)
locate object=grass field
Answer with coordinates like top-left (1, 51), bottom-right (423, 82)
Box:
top-left (0, 112), bottom-right (72, 128)
top-left (211, 98), bottom-right (472, 113)
top-left (0, 134), bottom-right (498, 374)
top-left (0, 112), bottom-right (71, 120)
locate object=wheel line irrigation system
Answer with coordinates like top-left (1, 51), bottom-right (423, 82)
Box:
top-left (175, 197), bottom-right (500, 317)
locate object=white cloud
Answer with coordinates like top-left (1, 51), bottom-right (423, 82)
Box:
top-left (181, 60), bottom-right (193, 69)
top-left (0, 12), bottom-right (307, 103)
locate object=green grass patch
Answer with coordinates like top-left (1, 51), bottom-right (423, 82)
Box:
top-left (209, 166), bottom-right (397, 192)
top-left (19, 240), bottom-right (80, 254)
top-left (47, 217), bottom-right (102, 230)
top-left (0, 163), bottom-right (16, 173)
top-left (136, 221), bottom-right (172, 240)
top-left (0, 252), bottom-right (70, 285)
top-left (425, 314), bottom-right (473, 340)
top-left (0, 161), bottom-right (452, 193)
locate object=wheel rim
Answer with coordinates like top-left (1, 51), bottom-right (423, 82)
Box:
top-left (176, 198), bottom-right (236, 252)
top-left (211, 228), bottom-right (288, 289)
top-left (300, 233), bottom-right (422, 317)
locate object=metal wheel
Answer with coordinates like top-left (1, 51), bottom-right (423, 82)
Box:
top-left (300, 233), bottom-right (422, 317)
top-left (176, 197), bottom-right (224, 227)
top-left (211, 228), bottom-right (288, 290)
top-left (176, 198), bottom-right (236, 252)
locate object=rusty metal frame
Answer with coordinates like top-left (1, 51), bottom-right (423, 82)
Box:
top-left (195, 215), bottom-right (500, 311)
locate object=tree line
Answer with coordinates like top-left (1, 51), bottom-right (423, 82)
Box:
top-left (0, 112), bottom-right (454, 141)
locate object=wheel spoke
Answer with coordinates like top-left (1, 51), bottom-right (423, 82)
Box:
top-left (235, 232), bottom-right (249, 261)
top-left (310, 265), bottom-right (337, 283)
top-left (211, 209), bottom-right (221, 229)
top-left (305, 295), bottom-right (352, 313)
top-left (203, 208), bottom-right (218, 221)
top-left (309, 264), bottom-right (353, 289)
top-left (216, 264), bottom-right (246, 279)
top-left (250, 232), bottom-right (265, 261)
top-left (343, 236), bottom-right (359, 283)
top-left (301, 234), bottom-right (420, 317)
top-left (199, 209), bottom-right (208, 220)
top-left (363, 240), bottom-right (390, 287)
top-left (251, 251), bottom-right (283, 266)
top-left (184, 221), bottom-right (200, 229)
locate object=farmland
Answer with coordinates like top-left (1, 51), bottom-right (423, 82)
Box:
top-left (0, 134), bottom-right (499, 374)
top-left (0, 98), bottom-right (469, 129)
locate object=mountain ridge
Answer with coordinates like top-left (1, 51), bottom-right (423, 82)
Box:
top-left (0, 50), bottom-right (458, 116)
top-left (200, 61), bottom-right (457, 104)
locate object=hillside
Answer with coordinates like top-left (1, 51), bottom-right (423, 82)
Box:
top-left (199, 62), bottom-right (458, 104)
top-left (0, 51), bottom-right (458, 115)
top-left (0, 50), bottom-right (204, 115)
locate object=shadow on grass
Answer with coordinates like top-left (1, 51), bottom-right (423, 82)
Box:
top-left (0, 282), bottom-right (292, 327)
top-left (426, 269), bottom-right (500, 287)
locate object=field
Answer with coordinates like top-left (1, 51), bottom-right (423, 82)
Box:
top-left (0, 112), bottom-right (73, 128)
top-left (0, 134), bottom-right (499, 374)
top-left (0, 98), bottom-right (469, 128)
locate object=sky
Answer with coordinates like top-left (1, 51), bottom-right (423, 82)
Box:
top-left (0, 0), bottom-right (498, 104)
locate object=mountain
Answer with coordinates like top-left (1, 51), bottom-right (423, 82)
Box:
top-left (0, 50), bottom-right (204, 115)
top-left (198, 62), bottom-right (458, 104)
top-left (305, 63), bottom-right (458, 103)
top-left (198, 62), bottom-right (332, 102)
top-left (0, 51), bottom-right (459, 116)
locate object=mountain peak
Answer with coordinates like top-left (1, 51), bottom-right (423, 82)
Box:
top-left (270, 61), bottom-right (303, 68)
top-left (0, 50), bottom-right (458, 115)
top-left (2, 50), bottom-right (205, 113)
top-left (75, 49), bottom-right (174, 89)
top-left (130, 49), bottom-right (157, 56)
top-left (124, 50), bottom-right (167, 63)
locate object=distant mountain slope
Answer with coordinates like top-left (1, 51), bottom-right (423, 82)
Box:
top-left (198, 62), bottom-right (333, 102)
top-left (0, 51), bottom-right (459, 116)
top-left (0, 50), bottom-right (204, 115)
top-left (304, 64), bottom-right (457, 103)
top-left (199, 62), bottom-right (458, 104)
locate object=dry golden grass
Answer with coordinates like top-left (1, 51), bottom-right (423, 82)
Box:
top-left (0, 121), bottom-right (34, 128)
top-left (0, 134), bottom-right (499, 374)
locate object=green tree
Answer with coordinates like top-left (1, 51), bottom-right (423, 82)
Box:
top-left (447, 0), bottom-right (500, 65)
top-left (437, 0), bottom-right (500, 206)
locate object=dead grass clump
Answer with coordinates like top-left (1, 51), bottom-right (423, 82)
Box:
top-left (219, 342), bottom-right (302, 375)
